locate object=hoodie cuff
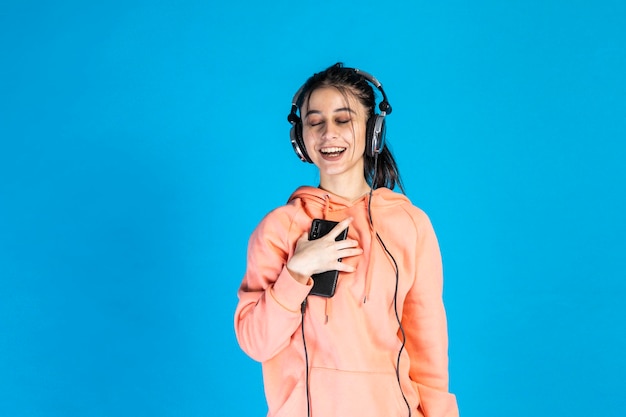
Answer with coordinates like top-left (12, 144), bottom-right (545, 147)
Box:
top-left (269, 267), bottom-right (312, 313)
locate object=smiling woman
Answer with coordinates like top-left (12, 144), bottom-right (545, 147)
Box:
top-left (234, 63), bottom-right (459, 417)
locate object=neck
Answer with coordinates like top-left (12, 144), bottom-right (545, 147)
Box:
top-left (318, 181), bottom-right (371, 203)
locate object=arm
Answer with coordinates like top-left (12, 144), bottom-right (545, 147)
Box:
top-left (403, 211), bottom-right (459, 417)
top-left (234, 211), bottom-right (312, 362)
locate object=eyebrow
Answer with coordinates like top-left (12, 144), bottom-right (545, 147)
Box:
top-left (304, 107), bottom-right (355, 118)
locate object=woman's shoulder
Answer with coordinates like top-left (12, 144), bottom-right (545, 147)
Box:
top-left (253, 187), bottom-right (314, 235)
top-left (372, 188), bottom-right (436, 234)
top-left (374, 187), bottom-right (429, 216)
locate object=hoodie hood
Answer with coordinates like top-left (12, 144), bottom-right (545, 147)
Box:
top-left (287, 185), bottom-right (411, 312)
top-left (287, 185), bottom-right (411, 221)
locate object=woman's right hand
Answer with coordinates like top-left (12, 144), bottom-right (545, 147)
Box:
top-left (286, 217), bottom-right (363, 284)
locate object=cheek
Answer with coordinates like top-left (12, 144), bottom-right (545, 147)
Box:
top-left (301, 127), bottom-right (316, 146)
top-left (353, 125), bottom-right (368, 148)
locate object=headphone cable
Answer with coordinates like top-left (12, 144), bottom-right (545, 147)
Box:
top-left (369, 155), bottom-right (412, 417)
top-left (375, 231), bottom-right (411, 417)
top-left (301, 299), bottom-right (311, 417)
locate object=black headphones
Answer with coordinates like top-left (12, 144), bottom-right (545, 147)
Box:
top-left (287, 67), bottom-right (392, 163)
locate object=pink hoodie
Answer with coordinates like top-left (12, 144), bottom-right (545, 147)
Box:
top-left (234, 186), bottom-right (459, 417)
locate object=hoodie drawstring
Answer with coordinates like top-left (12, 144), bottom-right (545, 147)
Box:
top-left (322, 194), bottom-right (330, 219)
top-left (322, 194), bottom-right (331, 321)
top-left (324, 298), bottom-right (332, 323)
top-left (362, 194), bottom-right (375, 303)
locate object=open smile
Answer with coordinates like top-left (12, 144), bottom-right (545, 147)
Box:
top-left (320, 147), bottom-right (346, 158)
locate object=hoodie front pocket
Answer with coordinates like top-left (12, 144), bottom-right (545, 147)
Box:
top-left (308, 367), bottom-right (409, 417)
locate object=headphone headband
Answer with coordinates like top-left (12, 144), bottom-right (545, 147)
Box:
top-left (289, 68), bottom-right (391, 117)
top-left (353, 68), bottom-right (392, 115)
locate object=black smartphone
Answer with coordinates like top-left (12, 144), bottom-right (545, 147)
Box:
top-left (308, 219), bottom-right (349, 298)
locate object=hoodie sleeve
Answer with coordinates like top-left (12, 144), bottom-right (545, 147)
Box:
top-left (403, 210), bottom-right (459, 417)
top-left (234, 209), bottom-right (313, 362)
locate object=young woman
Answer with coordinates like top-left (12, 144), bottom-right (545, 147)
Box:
top-left (234, 63), bottom-right (459, 417)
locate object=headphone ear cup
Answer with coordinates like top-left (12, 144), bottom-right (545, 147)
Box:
top-left (290, 117), bottom-right (313, 163)
top-left (366, 115), bottom-right (386, 157)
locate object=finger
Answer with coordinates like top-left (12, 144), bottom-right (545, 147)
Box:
top-left (326, 217), bottom-right (353, 240)
top-left (336, 247), bottom-right (364, 259)
top-left (335, 261), bottom-right (357, 273)
top-left (335, 239), bottom-right (360, 250)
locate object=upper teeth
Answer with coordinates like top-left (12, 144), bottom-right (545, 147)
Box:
top-left (321, 147), bottom-right (345, 154)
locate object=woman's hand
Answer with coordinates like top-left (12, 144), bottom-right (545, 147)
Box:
top-left (286, 217), bottom-right (363, 284)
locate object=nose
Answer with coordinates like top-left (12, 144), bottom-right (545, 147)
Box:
top-left (321, 121), bottom-right (339, 140)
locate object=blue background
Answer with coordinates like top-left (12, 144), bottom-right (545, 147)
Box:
top-left (1, 1), bottom-right (625, 416)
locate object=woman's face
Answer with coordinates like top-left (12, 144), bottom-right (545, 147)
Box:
top-left (301, 86), bottom-right (368, 183)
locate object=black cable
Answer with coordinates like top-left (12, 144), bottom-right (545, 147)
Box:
top-left (375, 232), bottom-right (411, 417)
top-left (301, 299), bottom-right (310, 417)
top-left (369, 154), bottom-right (412, 417)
